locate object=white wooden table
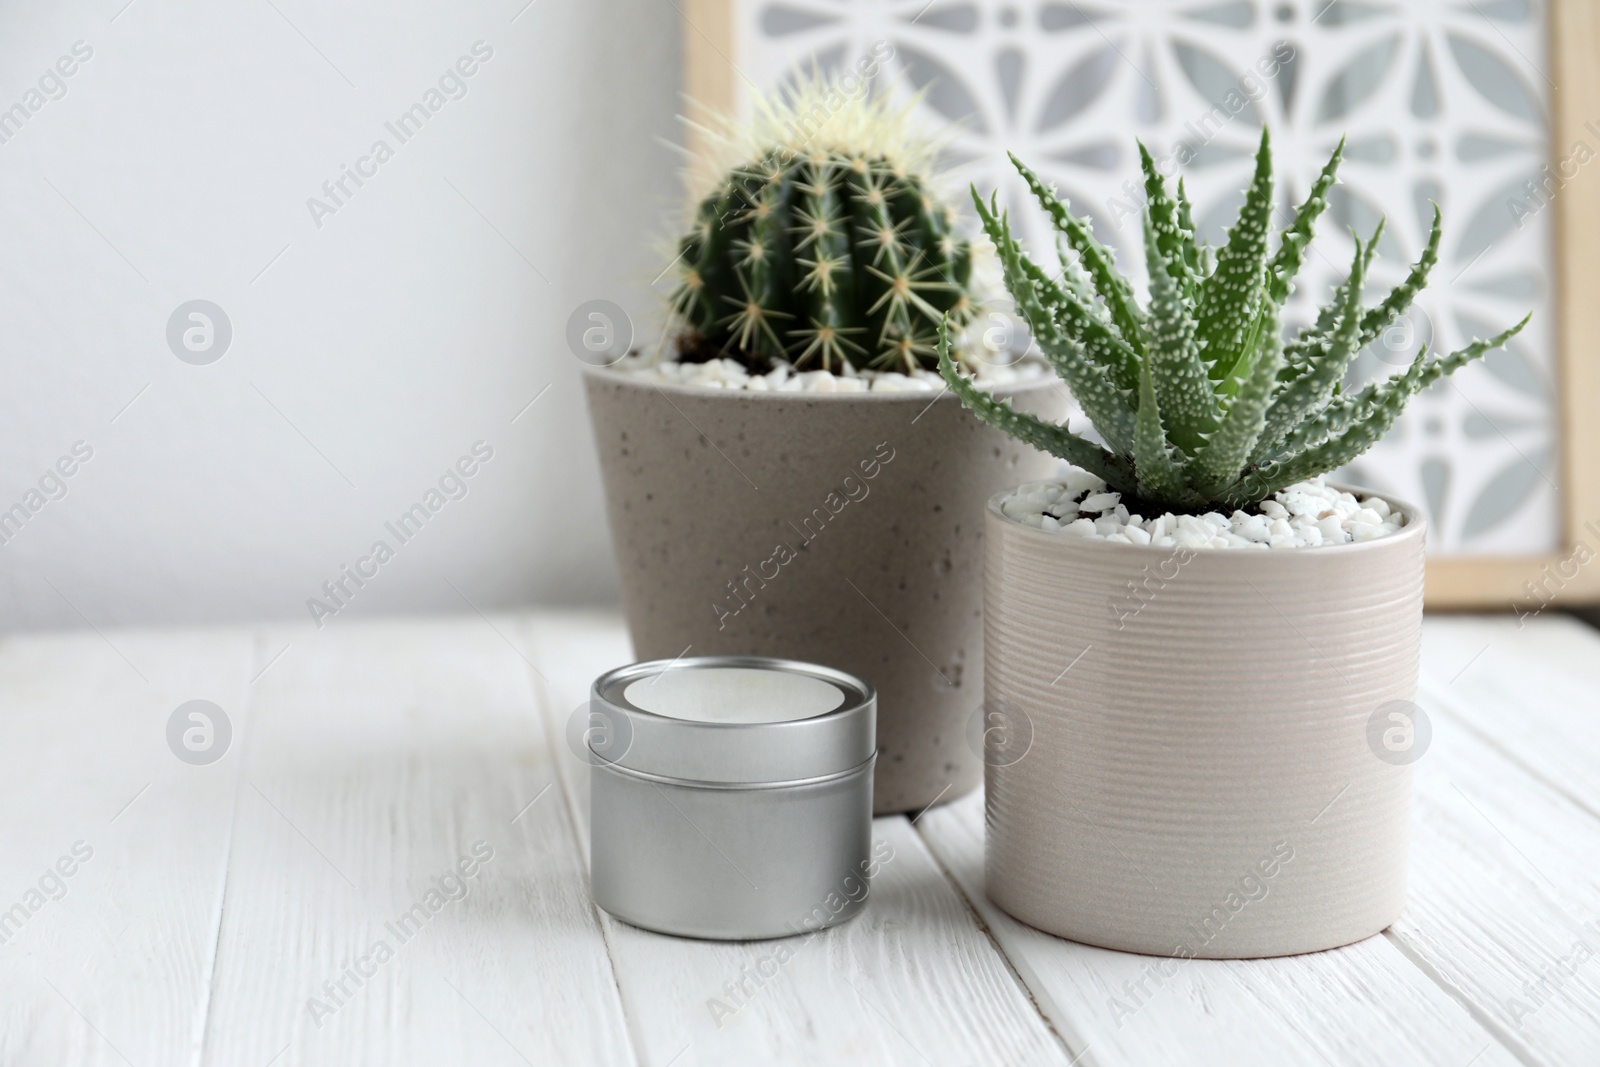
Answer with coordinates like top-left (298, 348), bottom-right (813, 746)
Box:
top-left (2, 611), bottom-right (1598, 1066)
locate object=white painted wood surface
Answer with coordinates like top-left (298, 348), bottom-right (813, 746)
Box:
top-left (1, 612), bottom-right (1597, 1066)
top-left (524, 614), bottom-right (1073, 1067)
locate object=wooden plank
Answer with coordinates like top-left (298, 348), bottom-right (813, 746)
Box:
top-left (0, 626), bottom-right (254, 1067)
top-left (915, 792), bottom-right (1518, 1067)
top-left (201, 616), bottom-right (635, 1067)
top-left (1419, 614), bottom-right (1600, 817)
top-left (8, 610), bottom-right (1595, 1065)
top-left (524, 612), bottom-right (1073, 1067)
top-left (1388, 678), bottom-right (1600, 1065)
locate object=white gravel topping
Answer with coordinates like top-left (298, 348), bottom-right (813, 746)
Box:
top-left (1000, 472), bottom-right (1405, 549)
top-left (608, 355), bottom-right (1047, 393)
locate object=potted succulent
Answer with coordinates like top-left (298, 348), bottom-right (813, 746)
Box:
top-left (582, 85), bottom-right (1065, 814)
top-left (940, 131), bottom-right (1528, 957)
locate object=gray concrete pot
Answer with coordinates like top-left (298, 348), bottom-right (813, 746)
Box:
top-left (583, 367), bottom-right (1065, 814)
top-left (982, 487), bottom-right (1426, 958)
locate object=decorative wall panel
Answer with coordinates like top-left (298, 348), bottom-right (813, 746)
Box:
top-left (735, 0), bottom-right (1557, 555)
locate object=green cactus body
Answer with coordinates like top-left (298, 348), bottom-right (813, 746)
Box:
top-left (672, 146), bottom-right (976, 374)
top-left (941, 128), bottom-right (1531, 514)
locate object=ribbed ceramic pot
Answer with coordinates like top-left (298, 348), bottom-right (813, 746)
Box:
top-left (583, 367), bottom-right (1065, 814)
top-left (983, 487), bottom-right (1426, 958)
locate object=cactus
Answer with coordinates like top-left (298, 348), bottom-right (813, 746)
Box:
top-left (670, 86), bottom-right (978, 374)
top-left (940, 129), bottom-right (1530, 512)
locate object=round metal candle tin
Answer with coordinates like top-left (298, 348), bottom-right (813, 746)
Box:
top-left (586, 656), bottom-right (877, 940)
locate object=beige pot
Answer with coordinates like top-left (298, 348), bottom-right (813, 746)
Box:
top-left (983, 488), bottom-right (1426, 958)
top-left (583, 367), bottom-right (1066, 814)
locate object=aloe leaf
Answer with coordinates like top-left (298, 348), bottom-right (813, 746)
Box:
top-left (1284, 208), bottom-right (1441, 377)
top-left (1232, 316), bottom-right (1532, 505)
top-left (1248, 252), bottom-right (1518, 494)
top-left (1254, 235), bottom-right (1367, 460)
top-left (1268, 137), bottom-right (1343, 305)
top-left (1017, 252), bottom-right (1142, 394)
top-left (1277, 222), bottom-right (1383, 385)
top-left (937, 319), bottom-right (1134, 490)
top-left (1009, 152), bottom-right (1146, 351)
top-left (1219, 303), bottom-right (1270, 401)
top-left (1139, 142), bottom-right (1189, 289)
top-left (1197, 128), bottom-right (1274, 384)
top-left (1355, 203), bottom-right (1442, 345)
top-left (1174, 177), bottom-right (1201, 287)
top-left (973, 195), bottom-right (1137, 452)
top-left (977, 189), bottom-right (1141, 394)
top-left (1270, 312), bottom-right (1531, 461)
top-left (1190, 300), bottom-right (1285, 493)
top-left (1053, 232), bottom-right (1099, 306)
top-left (1133, 349), bottom-right (1198, 505)
top-left (1143, 209), bottom-right (1219, 454)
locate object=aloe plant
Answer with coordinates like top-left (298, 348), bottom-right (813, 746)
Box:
top-left (670, 90), bottom-right (978, 374)
top-left (940, 129), bottom-right (1530, 512)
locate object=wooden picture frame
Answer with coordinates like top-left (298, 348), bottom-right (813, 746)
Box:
top-left (679, 0), bottom-right (1600, 610)
top-left (1426, 0), bottom-right (1600, 610)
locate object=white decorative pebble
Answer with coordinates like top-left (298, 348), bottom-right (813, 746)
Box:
top-left (609, 355), bottom-right (1044, 392)
top-left (1236, 516), bottom-right (1270, 542)
top-left (1283, 494), bottom-right (1322, 518)
top-left (1060, 469), bottom-right (1104, 494)
top-left (1003, 473), bottom-right (1405, 549)
top-left (870, 374), bottom-right (936, 392)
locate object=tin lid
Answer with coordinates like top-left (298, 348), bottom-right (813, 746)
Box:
top-left (587, 656), bottom-right (876, 785)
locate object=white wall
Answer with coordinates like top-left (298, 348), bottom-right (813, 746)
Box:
top-left (0, 0), bottom-right (682, 631)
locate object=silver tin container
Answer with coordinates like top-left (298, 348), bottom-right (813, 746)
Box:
top-left (587, 656), bottom-right (876, 940)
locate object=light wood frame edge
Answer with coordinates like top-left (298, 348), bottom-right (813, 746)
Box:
top-left (682, 0), bottom-right (738, 161)
top-left (681, 1), bottom-right (1600, 610)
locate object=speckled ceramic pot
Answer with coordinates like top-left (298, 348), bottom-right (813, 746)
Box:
top-left (583, 367), bottom-right (1065, 814)
top-left (982, 487), bottom-right (1426, 958)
